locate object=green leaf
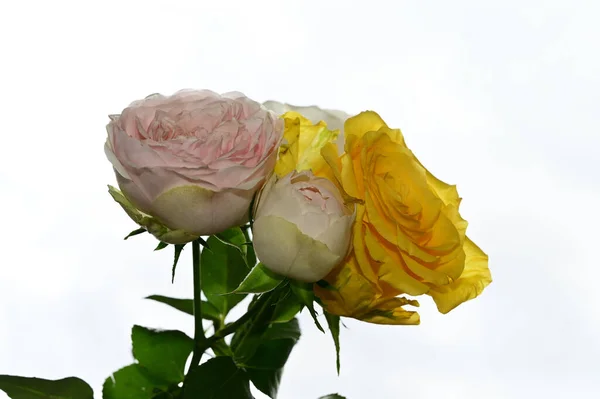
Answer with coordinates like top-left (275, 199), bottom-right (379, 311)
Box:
top-left (0, 376), bottom-right (93, 399)
top-left (183, 357), bottom-right (252, 399)
top-left (213, 236), bottom-right (249, 269)
top-left (125, 227), bottom-right (147, 240)
top-left (103, 364), bottom-right (170, 399)
top-left (324, 311), bottom-right (341, 374)
top-left (210, 339), bottom-right (233, 357)
top-left (262, 317), bottom-right (301, 342)
top-left (243, 319), bottom-right (301, 399)
top-left (131, 326), bottom-right (194, 384)
top-left (171, 244), bottom-right (185, 283)
top-left (201, 228), bottom-right (250, 316)
top-left (291, 281), bottom-right (324, 332)
top-left (271, 290), bottom-right (303, 324)
top-left (214, 228), bottom-right (256, 270)
top-left (318, 394), bottom-right (347, 399)
top-left (154, 241), bottom-right (168, 251)
top-left (233, 263), bottom-right (284, 294)
top-left (230, 291), bottom-right (281, 362)
top-left (145, 295), bottom-right (221, 321)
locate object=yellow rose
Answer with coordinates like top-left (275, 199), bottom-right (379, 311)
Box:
top-left (315, 111), bottom-right (492, 325)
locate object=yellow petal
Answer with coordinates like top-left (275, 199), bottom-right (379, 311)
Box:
top-left (350, 205), bottom-right (380, 286)
top-left (379, 125), bottom-right (406, 146)
top-left (428, 237), bottom-right (492, 313)
top-left (425, 170), bottom-right (461, 208)
top-left (276, 111), bottom-right (339, 179)
top-left (316, 254), bottom-right (373, 316)
top-left (344, 111), bottom-right (389, 142)
top-left (321, 143), bottom-right (343, 184)
top-left (274, 116), bottom-right (301, 177)
top-left (378, 257), bottom-right (431, 297)
top-left (358, 297), bottom-right (420, 325)
top-left (340, 152), bottom-right (361, 200)
top-left (315, 255), bottom-right (420, 325)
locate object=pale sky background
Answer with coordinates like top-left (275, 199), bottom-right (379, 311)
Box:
top-left (1, 0), bottom-right (599, 398)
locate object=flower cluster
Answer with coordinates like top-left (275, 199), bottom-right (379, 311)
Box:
top-left (105, 90), bottom-right (491, 324)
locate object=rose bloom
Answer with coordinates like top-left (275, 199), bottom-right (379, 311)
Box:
top-left (253, 170), bottom-right (354, 282)
top-left (105, 90), bottom-right (283, 241)
top-left (312, 111), bottom-right (492, 325)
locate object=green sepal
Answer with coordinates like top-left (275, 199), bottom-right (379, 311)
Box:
top-left (172, 244), bottom-right (185, 283)
top-left (125, 227), bottom-right (146, 240)
top-left (324, 311), bottom-right (341, 374)
top-left (233, 263), bottom-right (284, 294)
top-left (318, 394), bottom-right (347, 399)
top-left (291, 281), bottom-right (324, 332)
top-left (154, 241), bottom-right (168, 251)
top-left (108, 185), bottom-right (199, 244)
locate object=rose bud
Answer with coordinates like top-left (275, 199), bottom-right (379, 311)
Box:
top-left (252, 170), bottom-right (354, 282)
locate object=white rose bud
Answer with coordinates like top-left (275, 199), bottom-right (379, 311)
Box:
top-left (252, 170), bottom-right (355, 282)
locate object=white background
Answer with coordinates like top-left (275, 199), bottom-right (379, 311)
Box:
top-left (1, 0), bottom-right (599, 398)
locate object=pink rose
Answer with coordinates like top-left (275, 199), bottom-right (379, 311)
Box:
top-left (105, 90), bottom-right (283, 239)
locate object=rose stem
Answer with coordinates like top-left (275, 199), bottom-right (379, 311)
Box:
top-left (188, 238), bottom-right (207, 371)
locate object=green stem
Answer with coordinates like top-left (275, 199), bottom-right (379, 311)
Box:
top-left (188, 239), bottom-right (206, 371)
top-left (197, 290), bottom-right (274, 354)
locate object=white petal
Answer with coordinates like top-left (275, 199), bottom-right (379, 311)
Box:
top-left (151, 185), bottom-right (253, 235)
top-left (253, 215), bottom-right (341, 282)
top-left (104, 137), bottom-right (130, 180)
top-left (262, 101), bottom-right (350, 133)
top-left (315, 213), bottom-right (354, 257)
